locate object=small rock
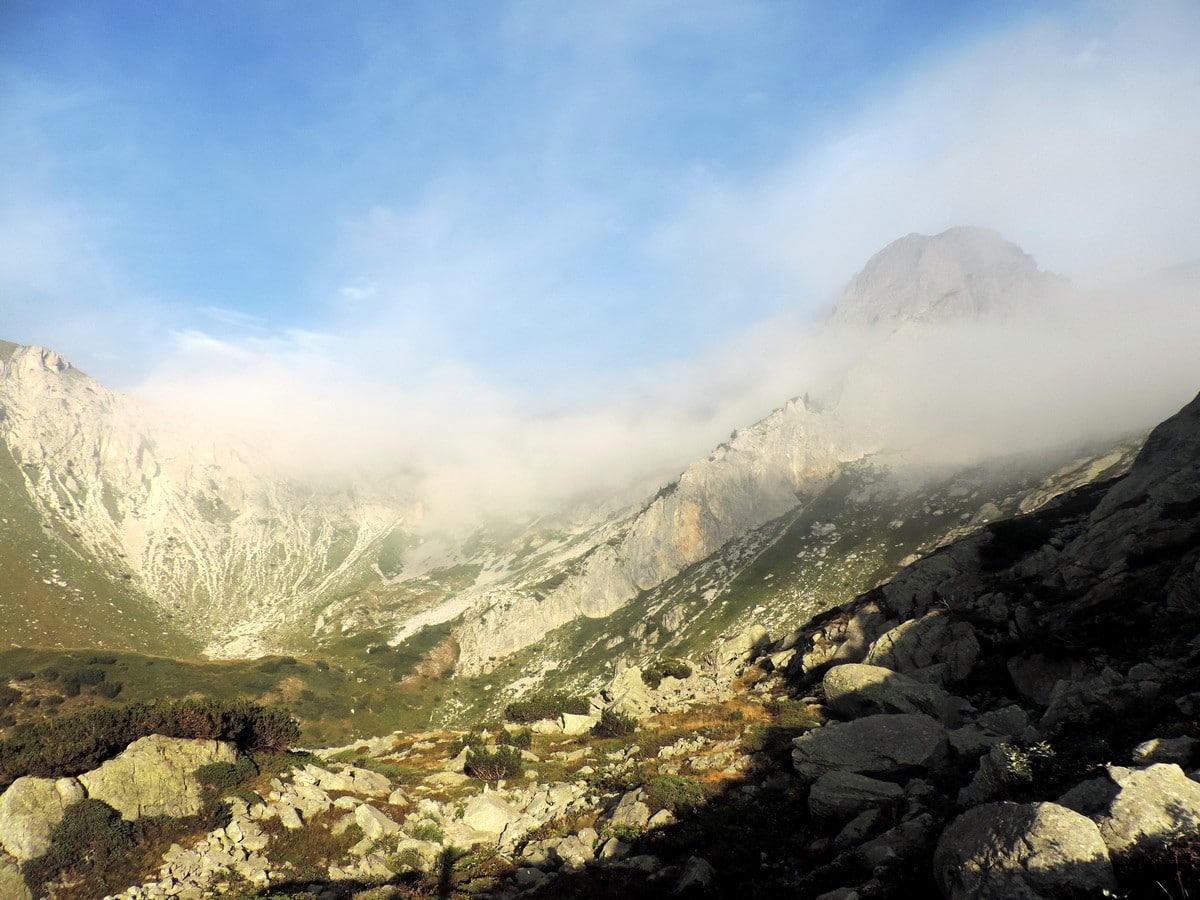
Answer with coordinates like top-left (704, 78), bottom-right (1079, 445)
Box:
top-left (278, 805), bottom-right (303, 830)
top-left (1132, 737), bottom-right (1198, 767)
top-left (674, 856), bottom-right (715, 892)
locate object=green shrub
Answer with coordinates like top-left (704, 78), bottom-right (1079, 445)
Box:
top-left (23, 799), bottom-right (132, 892)
top-left (404, 820), bottom-right (444, 843)
top-left (0, 699), bottom-right (299, 789)
top-left (592, 708), bottom-right (637, 738)
top-left (94, 680), bottom-right (123, 700)
top-left (771, 699), bottom-right (821, 730)
top-left (497, 727), bottom-right (533, 750)
top-left (465, 746), bottom-right (523, 783)
top-left (643, 774), bottom-right (705, 814)
top-left (86, 655), bottom-right (118, 665)
top-left (449, 731), bottom-right (487, 756)
top-left (641, 659), bottom-right (693, 689)
top-left (196, 756), bottom-right (259, 793)
top-left (0, 687), bottom-right (20, 710)
top-left (503, 693), bottom-right (590, 724)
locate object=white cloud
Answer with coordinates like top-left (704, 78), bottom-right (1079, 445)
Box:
top-left (650, 4), bottom-right (1200, 306)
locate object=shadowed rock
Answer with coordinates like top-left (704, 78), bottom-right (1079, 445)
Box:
top-left (792, 713), bottom-right (949, 782)
top-left (934, 801), bottom-right (1115, 899)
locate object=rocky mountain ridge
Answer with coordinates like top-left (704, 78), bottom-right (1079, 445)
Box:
top-left (0, 226), bottom-right (1162, 703)
top-left (0, 341), bottom-right (414, 657)
top-left (3, 387), bottom-right (1199, 899)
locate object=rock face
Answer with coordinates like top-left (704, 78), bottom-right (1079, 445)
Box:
top-left (808, 771), bottom-right (903, 822)
top-left (829, 226), bottom-right (1066, 334)
top-left (77, 736), bottom-right (237, 820)
top-left (933, 802), bottom-right (1115, 899)
top-left (0, 341), bottom-right (412, 657)
top-left (1098, 764), bottom-right (1200, 855)
top-left (455, 397), bottom-right (869, 673)
top-left (0, 858), bottom-right (31, 900)
top-left (0, 776), bottom-right (85, 860)
top-left (822, 664), bottom-right (962, 726)
top-left (792, 714), bottom-right (949, 782)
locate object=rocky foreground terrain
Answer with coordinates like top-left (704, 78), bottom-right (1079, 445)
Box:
top-left (2, 384), bottom-right (1199, 898)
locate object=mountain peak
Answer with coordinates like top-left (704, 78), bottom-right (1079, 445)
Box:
top-left (830, 226), bottom-right (1066, 333)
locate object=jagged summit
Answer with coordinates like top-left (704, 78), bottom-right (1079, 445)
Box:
top-left (830, 226), bottom-right (1066, 333)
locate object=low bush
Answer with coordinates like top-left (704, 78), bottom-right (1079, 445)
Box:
top-left (770, 699), bottom-right (821, 730)
top-left (404, 819), bottom-right (445, 843)
top-left (0, 699), bottom-right (299, 789)
top-left (641, 658), bottom-right (693, 689)
top-left (497, 727), bottom-right (533, 750)
top-left (0, 686), bottom-right (21, 710)
top-left (94, 680), bottom-right (123, 700)
top-left (592, 708), bottom-right (638, 738)
top-left (22, 799), bottom-right (132, 893)
top-left (503, 692), bottom-right (590, 724)
top-left (196, 756), bottom-right (259, 793)
top-left (465, 746), bottom-right (523, 784)
top-left (448, 731), bottom-right (487, 756)
top-left (643, 774), bottom-right (705, 814)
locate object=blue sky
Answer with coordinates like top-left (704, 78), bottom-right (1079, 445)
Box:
top-left (2, 1), bottom-right (1199, 513)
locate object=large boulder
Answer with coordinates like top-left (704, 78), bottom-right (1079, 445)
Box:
top-left (608, 789), bottom-right (651, 830)
top-left (1098, 764), bottom-right (1200, 855)
top-left (807, 771), bottom-right (903, 822)
top-left (0, 777), bottom-right (85, 860)
top-left (354, 804), bottom-right (401, 841)
top-left (822, 664), bottom-right (962, 726)
top-left (933, 802), bottom-right (1115, 899)
top-left (792, 714), bottom-right (949, 782)
top-left (606, 666), bottom-right (656, 716)
top-left (865, 611), bottom-right (980, 684)
top-left (462, 793), bottom-right (520, 836)
top-left (0, 857), bottom-right (32, 900)
top-left (77, 735), bottom-right (237, 820)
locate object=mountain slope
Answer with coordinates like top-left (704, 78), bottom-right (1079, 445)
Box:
top-left (443, 226), bottom-right (1079, 675)
top-left (0, 342), bottom-right (414, 656)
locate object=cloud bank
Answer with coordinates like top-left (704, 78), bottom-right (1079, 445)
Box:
top-left (5, 3), bottom-right (1198, 526)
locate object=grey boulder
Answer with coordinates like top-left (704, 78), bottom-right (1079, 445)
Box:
top-left (823, 663), bottom-right (963, 726)
top-left (792, 714), bottom-right (949, 782)
top-left (933, 801), bottom-right (1115, 899)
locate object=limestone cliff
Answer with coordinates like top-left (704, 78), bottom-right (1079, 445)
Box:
top-left (455, 399), bottom-right (869, 672)
top-left (0, 341), bottom-right (413, 656)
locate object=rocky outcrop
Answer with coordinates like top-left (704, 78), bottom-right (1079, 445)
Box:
top-left (829, 226), bottom-right (1066, 334)
top-left (456, 397), bottom-right (869, 672)
top-left (78, 736), bottom-right (237, 820)
top-left (0, 342), bottom-right (412, 657)
top-left (0, 776), bottom-right (85, 860)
